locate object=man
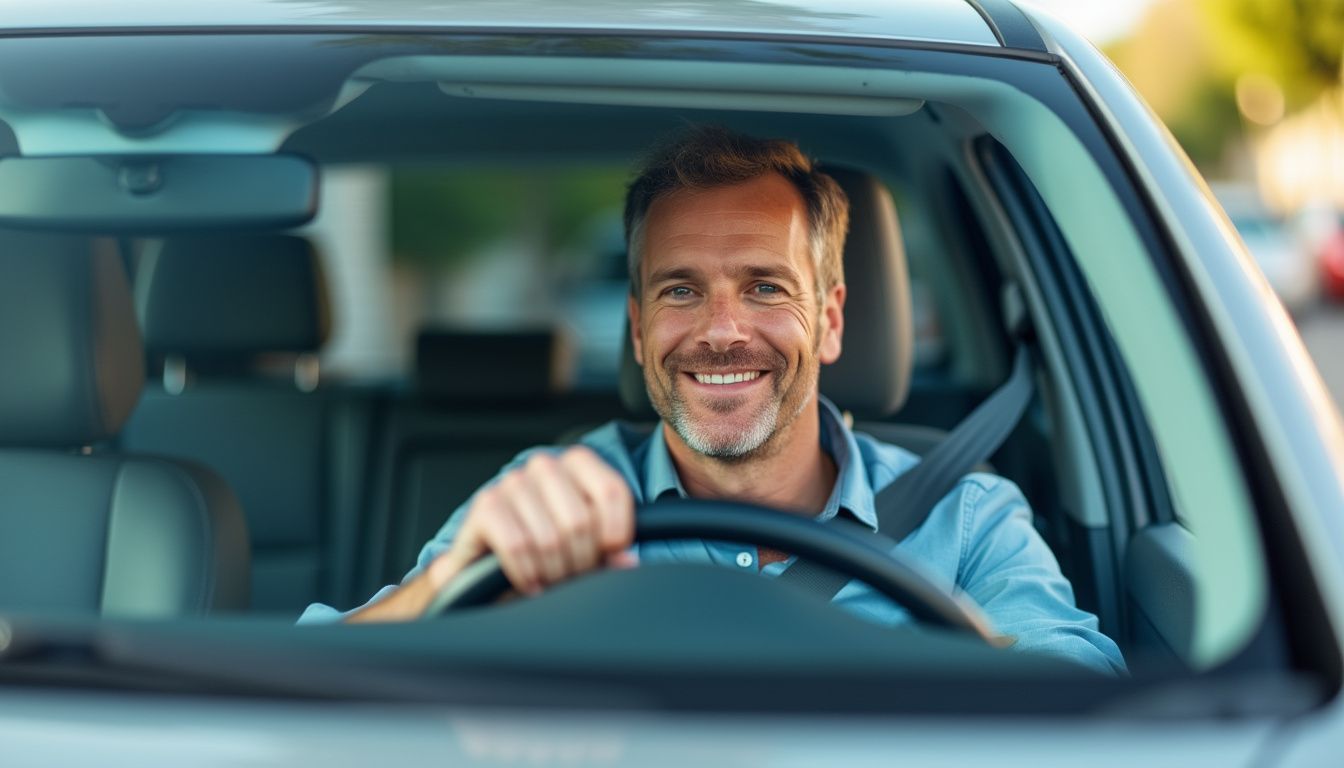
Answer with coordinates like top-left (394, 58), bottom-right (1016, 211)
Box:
top-left (301, 127), bottom-right (1125, 675)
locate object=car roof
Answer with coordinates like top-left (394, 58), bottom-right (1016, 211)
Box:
top-left (1, 0), bottom-right (1008, 48)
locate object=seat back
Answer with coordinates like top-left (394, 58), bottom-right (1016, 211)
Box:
top-left (120, 234), bottom-right (372, 613)
top-left (0, 232), bottom-right (249, 616)
top-left (356, 328), bottom-right (623, 595)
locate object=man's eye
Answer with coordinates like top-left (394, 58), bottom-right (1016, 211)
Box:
top-left (663, 286), bottom-right (694, 299)
top-left (753, 283), bottom-right (782, 295)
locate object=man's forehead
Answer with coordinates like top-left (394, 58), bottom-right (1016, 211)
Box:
top-left (643, 177), bottom-right (807, 247)
top-left (647, 172), bottom-right (805, 219)
top-left (641, 216), bottom-right (808, 279)
top-left (635, 172), bottom-right (815, 291)
top-left (652, 210), bottom-right (795, 241)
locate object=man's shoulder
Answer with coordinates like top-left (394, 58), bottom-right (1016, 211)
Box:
top-left (491, 420), bottom-right (650, 480)
top-left (848, 427), bottom-right (921, 486)
top-left (574, 419), bottom-right (654, 454)
top-left (572, 419), bottom-right (655, 480)
top-left (850, 428), bottom-right (1019, 516)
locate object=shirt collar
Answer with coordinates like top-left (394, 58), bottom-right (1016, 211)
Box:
top-left (817, 395), bottom-right (879, 531)
top-left (640, 395), bottom-right (879, 532)
top-left (642, 421), bottom-right (688, 503)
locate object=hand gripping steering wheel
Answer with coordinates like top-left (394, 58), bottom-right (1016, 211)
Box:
top-left (424, 498), bottom-right (998, 643)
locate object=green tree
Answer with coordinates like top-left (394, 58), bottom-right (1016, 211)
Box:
top-left (390, 167), bottom-right (628, 270)
top-left (1200, 0), bottom-right (1344, 109)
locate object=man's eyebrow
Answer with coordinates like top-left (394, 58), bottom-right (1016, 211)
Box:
top-left (645, 263), bottom-right (805, 289)
top-left (737, 264), bottom-right (803, 285)
top-left (646, 266), bottom-right (700, 286)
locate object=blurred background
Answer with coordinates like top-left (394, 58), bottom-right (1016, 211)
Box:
top-left (1028, 0), bottom-right (1344, 406)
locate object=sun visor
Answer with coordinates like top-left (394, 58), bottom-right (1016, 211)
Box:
top-left (354, 57), bottom-right (925, 117)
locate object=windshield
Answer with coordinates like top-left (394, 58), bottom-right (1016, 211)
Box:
top-left (0, 28), bottom-right (1327, 722)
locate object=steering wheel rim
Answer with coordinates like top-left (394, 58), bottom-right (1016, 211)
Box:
top-left (424, 498), bottom-right (998, 642)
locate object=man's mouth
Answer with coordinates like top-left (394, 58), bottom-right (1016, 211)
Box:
top-left (689, 370), bottom-right (764, 386)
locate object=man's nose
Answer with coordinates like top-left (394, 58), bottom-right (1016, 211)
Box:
top-left (697, 295), bottom-right (750, 351)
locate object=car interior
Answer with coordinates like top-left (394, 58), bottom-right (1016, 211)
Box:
top-left (0, 33), bottom-right (1303, 695)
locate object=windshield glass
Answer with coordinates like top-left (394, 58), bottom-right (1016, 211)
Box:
top-left (0, 29), bottom-right (1317, 717)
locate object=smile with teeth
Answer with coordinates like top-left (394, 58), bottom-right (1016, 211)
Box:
top-left (692, 371), bottom-right (762, 385)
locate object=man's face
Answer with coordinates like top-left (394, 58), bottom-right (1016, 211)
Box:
top-left (629, 172), bottom-right (845, 460)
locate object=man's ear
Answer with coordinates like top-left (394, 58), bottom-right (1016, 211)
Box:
top-left (628, 293), bottom-right (644, 366)
top-left (818, 283), bottom-right (845, 365)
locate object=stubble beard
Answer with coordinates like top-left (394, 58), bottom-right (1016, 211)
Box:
top-left (648, 344), bottom-right (818, 463)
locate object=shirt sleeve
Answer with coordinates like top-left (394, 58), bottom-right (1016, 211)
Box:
top-left (295, 421), bottom-right (647, 624)
top-left (295, 448), bottom-right (545, 624)
top-left (954, 474), bottom-right (1128, 675)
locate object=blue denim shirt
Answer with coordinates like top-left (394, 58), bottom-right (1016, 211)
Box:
top-left (301, 397), bottom-right (1126, 675)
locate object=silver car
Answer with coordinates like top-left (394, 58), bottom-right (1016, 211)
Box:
top-left (1, 1), bottom-right (1342, 765)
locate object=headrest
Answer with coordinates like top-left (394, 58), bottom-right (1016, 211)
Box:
top-left (0, 233), bottom-right (145, 447)
top-left (815, 167), bottom-right (913, 418)
top-left (619, 167), bottom-right (913, 419)
top-left (416, 329), bottom-right (573, 403)
top-left (137, 234), bottom-right (330, 360)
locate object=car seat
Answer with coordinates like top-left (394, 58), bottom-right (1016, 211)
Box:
top-left (0, 232), bottom-right (249, 616)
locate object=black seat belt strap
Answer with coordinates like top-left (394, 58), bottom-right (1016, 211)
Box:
top-left (872, 344), bottom-right (1034, 539)
top-left (776, 344), bottom-right (1035, 599)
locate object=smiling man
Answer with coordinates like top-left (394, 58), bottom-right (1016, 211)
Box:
top-left (629, 150), bottom-right (846, 523)
top-left (302, 127), bottom-right (1125, 675)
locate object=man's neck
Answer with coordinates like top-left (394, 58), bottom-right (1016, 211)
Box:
top-left (663, 400), bottom-right (837, 515)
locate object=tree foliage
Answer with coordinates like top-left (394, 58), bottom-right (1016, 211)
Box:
top-left (390, 167), bottom-right (628, 270)
top-left (1200, 0), bottom-right (1344, 109)
top-left (1105, 0), bottom-right (1344, 172)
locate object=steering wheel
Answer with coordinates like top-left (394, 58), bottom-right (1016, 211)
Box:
top-left (423, 497), bottom-right (999, 643)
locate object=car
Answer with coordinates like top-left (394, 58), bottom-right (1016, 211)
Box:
top-left (1213, 182), bottom-right (1320, 314)
top-left (2, 1), bottom-right (1344, 765)
top-left (1315, 214), bottom-right (1344, 302)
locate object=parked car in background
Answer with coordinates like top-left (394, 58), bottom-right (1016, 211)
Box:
top-left (1316, 213), bottom-right (1344, 301)
top-left (2, 1), bottom-right (1344, 765)
top-left (1214, 183), bottom-right (1320, 313)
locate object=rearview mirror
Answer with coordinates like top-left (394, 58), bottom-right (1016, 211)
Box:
top-left (0, 154), bottom-right (317, 232)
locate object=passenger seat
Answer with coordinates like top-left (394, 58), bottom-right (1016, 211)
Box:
top-left (0, 232), bottom-right (249, 616)
top-left (120, 235), bottom-right (377, 614)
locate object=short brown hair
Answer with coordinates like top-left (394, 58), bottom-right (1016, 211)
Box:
top-left (623, 126), bottom-right (849, 299)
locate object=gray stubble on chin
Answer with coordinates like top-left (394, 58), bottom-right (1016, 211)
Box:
top-left (663, 377), bottom-right (781, 459)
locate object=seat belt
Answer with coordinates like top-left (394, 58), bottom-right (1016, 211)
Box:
top-left (776, 343), bottom-right (1036, 600)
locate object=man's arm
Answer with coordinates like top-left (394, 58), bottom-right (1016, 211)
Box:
top-left (955, 476), bottom-right (1127, 675)
top-left (298, 445), bottom-right (635, 624)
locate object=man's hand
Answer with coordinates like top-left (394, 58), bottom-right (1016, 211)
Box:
top-left (348, 447), bottom-right (635, 622)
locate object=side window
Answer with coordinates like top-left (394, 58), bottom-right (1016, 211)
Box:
top-left (976, 139), bottom-right (1174, 531)
top-left (906, 245), bottom-right (950, 374)
top-left (975, 135), bottom-right (1269, 667)
top-left (889, 172), bottom-right (1011, 430)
